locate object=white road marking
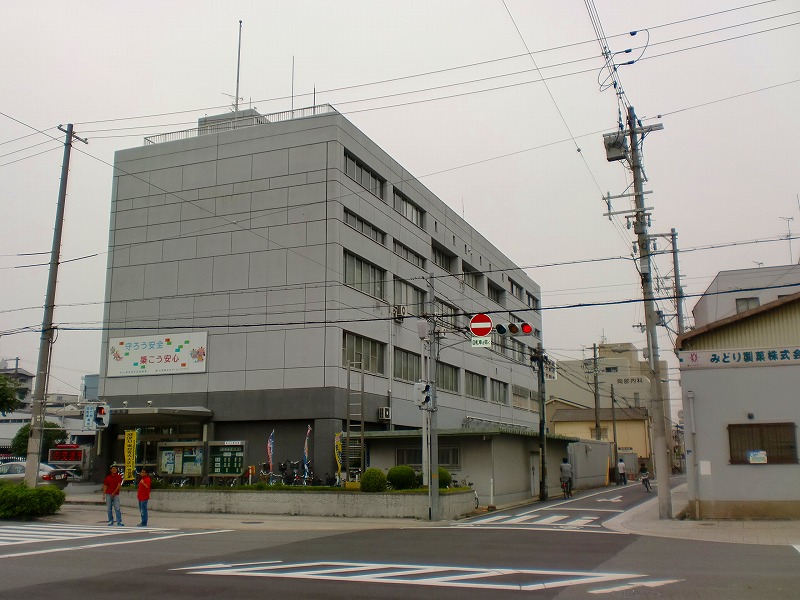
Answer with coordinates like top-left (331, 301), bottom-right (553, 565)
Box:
top-left (589, 579), bottom-right (684, 593)
top-left (0, 529), bottom-right (230, 559)
top-left (177, 560), bottom-right (648, 591)
top-left (793, 545), bottom-right (800, 554)
top-left (0, 523), bottom-right (173, 546)
top-left (564, 517), bottom-right (599, 527)
top-left (597, 496), bottom-right (623, 503)
top-left (532, 515), bottom-right (569, 525)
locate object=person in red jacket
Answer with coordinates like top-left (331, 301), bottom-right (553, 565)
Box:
top-left (137, 468), bottom-right (151, 527)
top-left (102, 465), bottom-right (124, 526)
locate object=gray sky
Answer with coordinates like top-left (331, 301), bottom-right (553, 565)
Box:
top-left (1, 1), bottom-right (798, 400)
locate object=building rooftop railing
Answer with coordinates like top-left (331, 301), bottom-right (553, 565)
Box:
top-left (143, 104), bottom-right (338, 145)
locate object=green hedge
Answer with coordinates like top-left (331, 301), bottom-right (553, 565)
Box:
top-left (387, 465), bottom-right (416, 490)
top-left (360, 468), bottom-right (387, 492)
top-left (0, 483), bottom-right (65, 519)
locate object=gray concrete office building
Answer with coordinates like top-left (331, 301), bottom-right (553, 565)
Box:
top-left (99, 105), bottom-right (543, 478)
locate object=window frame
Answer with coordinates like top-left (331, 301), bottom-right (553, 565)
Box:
top-left (344, 250), bottom-right (386, 300)
top-left (436, 362), bottom-right (459, 394)
top-left (344, 151), bottom-right (385, 200)
top-left (393, 190), bottom-right (424, 228)
top-left (465, 370), bottom-right (486, 400)
top-left (393, 240), bottom-right (426, 269)
top-left (393, 348), bottom-right (422, 382)
top-left (342, 331), bottom-right (385, 375)
top-left (344, 209), bottom-right (385, 245)
top-left (431, 246), bottom-right (453, 273)
top-left (728, 422), bottom-right (797, 465)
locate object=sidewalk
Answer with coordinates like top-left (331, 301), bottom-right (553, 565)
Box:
top-left (59, 483), bottom-right (800, 545)
top-left (604, 483), bottom-right (800, 547)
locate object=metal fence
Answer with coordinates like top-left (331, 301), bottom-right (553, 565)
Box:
top-left (143, 104), bottom-right (338, 145)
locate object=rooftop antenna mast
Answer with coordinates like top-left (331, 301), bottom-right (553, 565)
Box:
top-left (779, 216), bottom-right (794, 264)
top-left (234, 20), bottom-right (243, 116)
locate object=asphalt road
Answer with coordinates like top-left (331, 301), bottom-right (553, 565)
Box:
top-left (0, 487), bottom-right (798, 599)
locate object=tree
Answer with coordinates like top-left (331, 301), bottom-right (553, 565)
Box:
top-left (0, 374), bottom-right (22, 415)
top-left (11, 422), bottom-right (67, 460)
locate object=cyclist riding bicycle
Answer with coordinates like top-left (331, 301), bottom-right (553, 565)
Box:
top-left (639, 463), bottom-right (651, 492)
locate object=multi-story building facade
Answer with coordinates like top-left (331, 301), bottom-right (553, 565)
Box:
top-left (98, 106), bottom-right (543, 477)
top-left (546, 342), bottom-right (669, 420)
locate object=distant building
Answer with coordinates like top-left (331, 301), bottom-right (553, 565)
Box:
top-left (81, 374), bottom-right (99, 402)
top-left (0, 360), bottom-right (34, 406)
top-left (546, 342), bottom-right (670, 420)
top-left (677, 288), bottom-right (800, 519)
top-left (691, 264), bottom-right (800, 328)
top-left (549, 406), bottom-right (651, 466)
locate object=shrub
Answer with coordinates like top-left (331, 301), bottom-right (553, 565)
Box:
top-left (0, 484), bottom-right (65, 519)
top-left (360, 468), bottom-right (387, 492)
top-left (387, 465), bottom-right (416, 490)
top-left (438, 467), bottom-right (452, 489)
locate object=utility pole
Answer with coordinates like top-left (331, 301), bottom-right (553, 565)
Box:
top-left (671, 229), bottom-right (686, 335)
top-left (611, 384), bottom-right (619, 483)
top-left (531, 344), bottom-right (548, 500)
top-left (24, 124), bottom-right (87, 487)
top-left (627, 106), bottom-right (672, 519)
top-left (592, 343), bottom-right (601, 440)
top-left (426, 274), bottom-right (440, 521)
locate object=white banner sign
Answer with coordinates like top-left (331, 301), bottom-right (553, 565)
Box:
top-left (678, 347), bottom-right (800, 370)
top-left (107, 332), bottom-right (208, 377)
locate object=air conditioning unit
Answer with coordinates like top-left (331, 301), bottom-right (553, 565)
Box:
top-left (377, 406), bottom-right (391, 421)
top-left (392, 305), bottom-right (408, 322)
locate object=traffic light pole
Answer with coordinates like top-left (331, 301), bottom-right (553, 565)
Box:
top-left (24, 125), bottom-right (87, 487)
top-left (627, 105), bottom-right (672, 519)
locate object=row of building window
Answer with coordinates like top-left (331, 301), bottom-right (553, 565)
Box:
top-left (344, 333), bottom-right (511, 404)
top-left (396, 446), bottom-right (461, 470)
top-left (344, 209), bottom-right (385, 244)
top-left (344, 147), bottom-right (540, 314)
top-left (345, 152), bottom-right (385, 199)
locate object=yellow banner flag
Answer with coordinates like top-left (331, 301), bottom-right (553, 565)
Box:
top-left (124, 430), bottom-right (137, 481)
top-left (334, 432), bottom-right (342, 475)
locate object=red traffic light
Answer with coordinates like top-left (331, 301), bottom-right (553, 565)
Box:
top-left (495, 322), bottom-right (535, 336)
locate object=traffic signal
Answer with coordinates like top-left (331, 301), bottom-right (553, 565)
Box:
top-left (495, 322), bottom-right (535, 336)
top-left (414, 381), bottom-right (431, 407)
top-left (94, 403), bottom-right (110, 429)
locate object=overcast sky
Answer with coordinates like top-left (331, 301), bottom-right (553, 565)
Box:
top-left (1, 1), bottom-right (798, 402)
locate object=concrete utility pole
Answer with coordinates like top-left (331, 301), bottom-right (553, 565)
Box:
top-left (627, 106), bottom-right (672, 519)
top-left (671, 229), bottom-right (686, 336)
top-left (531, 345), bottom-right (548, 500)
top-left (611, 384), bottom-right (619, 483)
top-left (592, 343), bottom-right (601, 440)
top-left (24, 124), bottom-right (87, 486)
top-left (426, 274), bottom-right (440, 521)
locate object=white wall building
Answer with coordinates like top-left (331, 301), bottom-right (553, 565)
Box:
top-left (99, 106), bottom-right (544, 477)
top-left (692, 264), bottom-right (800, 328)
top-left (678, 287), bottom-right (800, 519)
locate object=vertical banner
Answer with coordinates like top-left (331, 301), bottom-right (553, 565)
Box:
top-left (267, 429), bottom-right (275, 473)
top-left (303, 424), bottom-right (312, 478)
top-left (334, 432), bottom-right (342, 477)
top-left (124, 430), bottom-right (137, 481)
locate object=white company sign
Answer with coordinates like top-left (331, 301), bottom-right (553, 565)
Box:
top-left (678, 347), bottom-right (800, 370)
top-left (107, 332), bottom-right (208, 377)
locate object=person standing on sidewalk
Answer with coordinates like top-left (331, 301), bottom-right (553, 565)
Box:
top-left (102, 465), bottom-right (124, 526)
top-left (559, 457), bottom-right (574, 497)
top-left (137, 468), bottom-right (151, 527)
top-left (617, 459), bottom-right (627, 486)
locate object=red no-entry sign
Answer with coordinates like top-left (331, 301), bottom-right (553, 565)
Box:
top-left (469, 313), bottom-right (493, 337)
